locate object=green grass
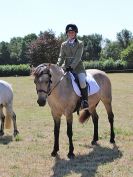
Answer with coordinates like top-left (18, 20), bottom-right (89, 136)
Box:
top-left (0, 73), bottom-right (133, 177)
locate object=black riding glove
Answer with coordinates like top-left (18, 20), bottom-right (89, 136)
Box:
top-left (65, 66), bottom-right (73, 72)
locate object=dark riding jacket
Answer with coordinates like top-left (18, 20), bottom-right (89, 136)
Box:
top-left (57, 39), bottom-right (86, 74)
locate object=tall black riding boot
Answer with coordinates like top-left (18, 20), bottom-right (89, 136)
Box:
top-left (81, 86), bottom-right (89, 109)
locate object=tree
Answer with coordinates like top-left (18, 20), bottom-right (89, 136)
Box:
top-left (28, 30), bottom-right (62, 66)
top-left (9, 37), bottom-right (23, 64)
top-left (81, 34), bottom-right (103, 61)
top-left (101, 41), bottom-right (122, 61)
top-left (20, 33), bottom-right (37, 64)
top-left (121, 42), bottom-right (133, 68)
top-left (58, 32), bottom-right (67, 42)
top-left (0, 41), bottom-right (10, 64)
top-left (117, 29), bottom-right (133, 49)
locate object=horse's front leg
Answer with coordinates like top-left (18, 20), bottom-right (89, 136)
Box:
top-left (0, 106), bottom-right (5, 136)
top-left (51, 118), bottom-right (61, 157)
top-left (66, 115), bottom-right (75, 159)
top-left (0, 115), bottom-right (5, 136)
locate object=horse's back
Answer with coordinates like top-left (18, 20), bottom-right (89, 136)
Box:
top-left (86, 69), bottom-right (108, 78)
top-left (86, 69), bottom-right (111, 86)
top-left (86, 69), bottom-right (112, 102)
top-left (0, 80), bottom-right (13, 105)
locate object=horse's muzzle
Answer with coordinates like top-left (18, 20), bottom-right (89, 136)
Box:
top-left (37, 98), bottom-right (46, 107)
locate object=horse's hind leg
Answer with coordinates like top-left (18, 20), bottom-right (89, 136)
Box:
top-left (104, 102), bottom-right (115, 143)
top-left (0, 105), bottom-right (5, 136)
top-left (6, 104), bottom-right (19, 137)
top-left (91, 109), bottom-right (99, 145)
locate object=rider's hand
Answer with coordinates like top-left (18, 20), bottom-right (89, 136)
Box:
top-left (65, 66), bottom-right (73, 72)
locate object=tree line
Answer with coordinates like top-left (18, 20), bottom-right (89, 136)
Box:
top-left (0, 29), bottom-right (133, 68)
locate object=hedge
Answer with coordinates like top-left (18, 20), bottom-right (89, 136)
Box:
top-left (0, 64), bottom-right (31, 76)
top-left (83, 59), bottom-right (132, 72)
top-left (0, 60), bottom-right (132, 77)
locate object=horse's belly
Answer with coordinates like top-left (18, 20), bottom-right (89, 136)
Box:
top-left (0, 95), bottom-right (7, 105)
top-left (0, 89), bottom-right (12, 105)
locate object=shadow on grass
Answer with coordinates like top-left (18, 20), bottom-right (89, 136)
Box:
top-left (51, 144), bottom-right (122, 177)
top-left (0, 135), bottom-right (13, 145)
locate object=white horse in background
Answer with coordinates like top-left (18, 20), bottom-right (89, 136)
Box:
top-left (0, 80), bottom-right (19, 137)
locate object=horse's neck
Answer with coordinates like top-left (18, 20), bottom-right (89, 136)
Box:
top-left (48, 65), bottom-right (79, 113)
top-left (49, 65), bottom-right (74, 98)
top-left (50, 65), bottom-right (64, 84)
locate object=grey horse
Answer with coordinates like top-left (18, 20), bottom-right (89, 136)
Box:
top-left (0, 80), bottom-right (19, 137)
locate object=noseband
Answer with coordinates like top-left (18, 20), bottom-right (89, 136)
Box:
top-left (37, 81), bottom-right (51, 95)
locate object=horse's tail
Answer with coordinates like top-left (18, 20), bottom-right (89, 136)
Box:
top-left (79, 109), bottom-right (91, 123)
top-left (4, 107), bottom-right (12, 129)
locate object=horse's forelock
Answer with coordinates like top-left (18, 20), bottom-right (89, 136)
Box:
top-left (33, 64), bottom-right (49, 77)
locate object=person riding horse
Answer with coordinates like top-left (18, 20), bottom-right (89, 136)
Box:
top-left (57, 24), bottom-right (88, 109)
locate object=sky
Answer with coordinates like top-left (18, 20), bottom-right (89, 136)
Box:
top-left (0, 0), bottom-right (133, 42)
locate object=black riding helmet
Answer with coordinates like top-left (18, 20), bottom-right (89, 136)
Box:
top-left (65, 24), bottom-right (78, 34)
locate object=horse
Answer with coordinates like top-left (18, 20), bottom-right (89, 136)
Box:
top-left (0, 80), bottom-right (19, 137)
top-left (33, 63), bottom-right (115, 158)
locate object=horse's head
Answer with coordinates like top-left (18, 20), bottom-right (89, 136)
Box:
top-left (33, 64), bottom-right (52, 107)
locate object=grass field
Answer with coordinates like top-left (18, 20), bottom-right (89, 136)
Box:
top-left (0, 73), bottom-right (133, 177)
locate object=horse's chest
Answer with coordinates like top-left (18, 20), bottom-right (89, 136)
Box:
top-left (48, 96), bottom-right (68, 114)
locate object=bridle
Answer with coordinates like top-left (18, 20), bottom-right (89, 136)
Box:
top-left (36, 79), bottom-right (51, 95)
top-left (36, 71), bottom-right (67, 96)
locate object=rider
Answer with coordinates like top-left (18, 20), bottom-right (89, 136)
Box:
top-left (57, 24), bottom-right (88, 109)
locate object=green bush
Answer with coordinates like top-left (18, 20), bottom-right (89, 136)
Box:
top-left (0, 64), bottom-right (31, 76)
top-left (114, 60), bottom-right (127, 69)
top-left (102, 58), bottom-right (115, 70)
top-left (84, 59), bottom-right (128, 72)
top-left (84, 60), bottom-right (104, 70)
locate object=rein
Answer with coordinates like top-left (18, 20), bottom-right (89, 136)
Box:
top-left (47, 72), bottom-right (67, 96)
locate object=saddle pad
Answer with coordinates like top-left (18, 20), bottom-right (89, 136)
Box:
top-left (69, 72), bottom-right (100, 97)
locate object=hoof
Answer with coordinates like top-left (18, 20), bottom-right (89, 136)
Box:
top-left (67, 152), bottom-right (75, 159)
top-left (110, 139), bottom-right (115, 144)
top-left (91, 140), bottom-right (98, 145)
top-left (51, 151), bottom-right (58, 157)
top-left (0, 131), bottom-right (4, 136)
top-left (14, 130), bottom-right (19, 137)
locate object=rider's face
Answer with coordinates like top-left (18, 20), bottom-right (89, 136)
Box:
top-left (67, 31), bottom-right (76, 39)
